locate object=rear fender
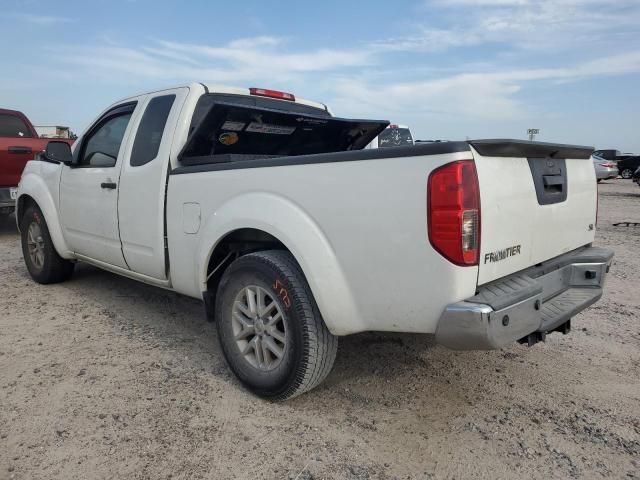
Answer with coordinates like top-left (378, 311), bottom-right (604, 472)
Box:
top-left (197, 192), bottom-right (361, 335)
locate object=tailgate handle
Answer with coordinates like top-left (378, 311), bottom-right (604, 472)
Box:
top-left (543, 175), bottom-right (564, 192)
top-left (8, 146), bottom-right (33, 154)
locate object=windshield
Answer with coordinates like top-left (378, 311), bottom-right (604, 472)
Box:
top-left (378, 128), bottom-right (413, 147)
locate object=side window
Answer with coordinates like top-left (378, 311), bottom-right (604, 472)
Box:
top-left (79, 113), bottom-right (133, 167)
top-left (130, 95), bottom-right (176, 167)
top-left (0, 113), bottom-right (32, 138)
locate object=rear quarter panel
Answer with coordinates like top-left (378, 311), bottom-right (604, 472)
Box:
top-left (167, 152), bottom-right (480, 335)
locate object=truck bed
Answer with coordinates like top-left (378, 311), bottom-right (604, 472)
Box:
top-left (167, 137), bottom-right (596, 337)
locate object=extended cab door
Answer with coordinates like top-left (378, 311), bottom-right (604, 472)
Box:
top-left (59, 102), bottom-right (138, 268)
top-left (117, 88), bottom-right (188, 279)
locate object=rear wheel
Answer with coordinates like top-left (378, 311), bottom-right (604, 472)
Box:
top-left (620, 168), bottom-right (633, 179)
top-left (20, 205), bottom-right (74, 284)
top-left (215, 250), bottom-right (337, 400)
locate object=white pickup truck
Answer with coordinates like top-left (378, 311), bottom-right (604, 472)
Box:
top-left (17, 83), bottom-right (613, 400)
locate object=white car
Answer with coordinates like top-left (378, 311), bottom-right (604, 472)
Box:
top-left (592, 155), bottom-right (619, 182)
top-left (17, 84), bottom-right (613, 400)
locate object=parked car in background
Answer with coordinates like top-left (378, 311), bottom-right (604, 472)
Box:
top-left (0, 108), bottom-right (73, 215)
top-left (592, 148), bottom-right (640, 179)
top-left (616, 155), bottom-right (640, 179)
top-left (592, 155), bottom-right (619, 182)
top-left (366, 124), bottom-right (413, 148)
top-left (16, 83), bottom-right (613, 400)
top-left (593, 149), bottom-right (631, 161)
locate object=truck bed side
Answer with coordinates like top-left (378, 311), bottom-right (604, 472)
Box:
top-left (166, 143), bottom-right (480, 336)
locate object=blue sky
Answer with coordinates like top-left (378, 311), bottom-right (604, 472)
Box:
top-left (1, 0), bottom-right (639, 151)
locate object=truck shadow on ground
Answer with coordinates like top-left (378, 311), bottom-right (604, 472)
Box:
top-left (47, 262), bottom-right (500, 410)
top-left (0, 213), bottom-right (18, 237)
top-left (4, 220), bottom-right (512, 411)
top-left (599, 190), bottom-right (640, 198)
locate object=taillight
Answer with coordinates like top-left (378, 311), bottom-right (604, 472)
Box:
top-left (428, 160), bottom-right (481, 266)
top-left (249, 87), bottom-right (295, 101)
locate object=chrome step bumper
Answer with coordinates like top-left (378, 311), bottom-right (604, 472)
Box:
top-left (435, 246), bottom-right (614, 350)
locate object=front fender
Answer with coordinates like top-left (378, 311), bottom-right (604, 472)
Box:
top-left (196, 192), bottom-right (363, 335)
top-left (17, 162), bottom-right (73, 259)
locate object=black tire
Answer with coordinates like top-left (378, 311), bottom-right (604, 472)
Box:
top-left (215, 250), bottom-right (337, 400)
top-left (20, 205), bottom-right (74, 284)
top-left (621, 168), bottom-right (633, 179)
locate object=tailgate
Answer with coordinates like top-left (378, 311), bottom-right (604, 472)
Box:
top-left (470, 140), bottom-right (596, 285)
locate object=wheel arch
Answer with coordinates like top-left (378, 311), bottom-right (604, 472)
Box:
top-left (196, 192), bottom-right (363, 335)
top-left (17, 173), bottom-right (73, 259)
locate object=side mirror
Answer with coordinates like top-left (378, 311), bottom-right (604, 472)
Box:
top-left (44, 141), bottom-right (73, 165)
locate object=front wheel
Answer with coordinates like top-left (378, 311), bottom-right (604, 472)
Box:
top-left (20, 205), bottom-right (74, 284)
top-left (215, 250), bottom-right (337, 400)
top-left (620, 168), bottom-right (633, 179)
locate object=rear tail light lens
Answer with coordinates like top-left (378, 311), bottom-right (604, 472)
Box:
top-left (428, 160), bottom-right (481, 266)
top-left (249, 87), bottom-right (295, 101)
top-left (601, 162), bottom-right (616, 168)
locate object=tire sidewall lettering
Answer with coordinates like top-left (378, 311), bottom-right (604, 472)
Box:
top-left (272, 278), bottom-right (292, 310)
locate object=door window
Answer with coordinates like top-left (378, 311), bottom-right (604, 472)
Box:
top-left (79, 112), bottom-right (133, 167)
top-left (130, 95), bottom-right (176, 167)
top-left (0, 113), bottom-right (32, 137)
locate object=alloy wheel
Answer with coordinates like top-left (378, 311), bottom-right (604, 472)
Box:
top-left (232, 285), bottom-right (287, 371)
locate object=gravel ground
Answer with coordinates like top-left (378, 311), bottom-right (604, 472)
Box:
top-left (1, 179), bottom-right (639, 480)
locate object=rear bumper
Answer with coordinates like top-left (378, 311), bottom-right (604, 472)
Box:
top-left (0, 187), bottom-right (16, 210)
top-left (435, 246), bottom-right (614, 350)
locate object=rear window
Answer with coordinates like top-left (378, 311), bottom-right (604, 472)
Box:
top-left (180, 102), bottom-right (387, 165)
top-left (0, 113), bottom-right (32, 138)
top-left (130, 95), bottom-right (176, 166)
top-left (378, 128), bottom-right (413, 147)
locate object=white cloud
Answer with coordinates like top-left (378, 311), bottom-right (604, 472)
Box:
top-left (54, 36), bottom-right (373, 87)
top-left (47, 33), bottom-right (640, 124)
top-left (6, 13), bottom-right (74, 25)
top-left (21, 15), bottom-right (640, 150)
top-left (328, 51), bottom-right (640, 122)
top-left (376, 0), bottom-right (640, 52)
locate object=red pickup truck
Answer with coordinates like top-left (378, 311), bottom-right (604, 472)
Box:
top-left (0, 108), bottom-right (72, 214)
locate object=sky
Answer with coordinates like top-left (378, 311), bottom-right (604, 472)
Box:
top-left (1, 0), bottom-right (639, 152)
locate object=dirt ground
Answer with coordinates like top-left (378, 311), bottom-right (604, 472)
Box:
top-left (0, 179), bottom-right (639, 480)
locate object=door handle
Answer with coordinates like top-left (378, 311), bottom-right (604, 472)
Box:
top-left (8, 146), bottom-right (33, 154)
top-left (100, 182), bottom-right (117, 189)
